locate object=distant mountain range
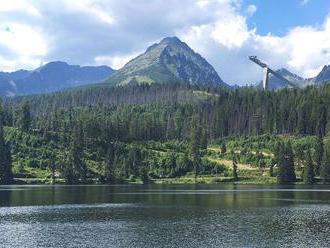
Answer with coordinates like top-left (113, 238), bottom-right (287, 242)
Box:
top-left (105, 37), bottom-right (228, 87)
top-left (314, 65), bottom-right (330, 85)
top-left (258, 68), bottom-right (305, 89)
top-left (0, 37), bottom-right (227, 96)
top-left (1, 36), bottom-right (330, 96)
top-left (0, 62), bottom-right (114, 96)
top-left (259, 66), bottom-right (330, 90)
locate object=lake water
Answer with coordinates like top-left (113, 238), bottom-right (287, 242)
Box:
top-left (0, 184), bottom-right (330, 248)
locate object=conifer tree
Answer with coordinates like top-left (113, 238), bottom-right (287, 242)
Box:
top-left (303, 152), bottom-right (315, 184)
top-left (139, 163), bottom-right (150, 184)
top-left (200, 129), bottom-right (208, 150)
top-left (0, 102), bottom-right (13, 184)
top-left (316, 102), bottom-right (326, 138)
top-left (71, 122), bottom-right (87, 183)
top-left (321, 133), bottom-right (330, 183)
top-left (104, 144), bottom-right (115, 184)
top-left (220, 142), bottom-right (226, 155)
top-left (190, 115), bottom-right (201, 181)
top-left (232, 154), bottom-right (238, 181)
top-left (314, 137), bottom-right (324, 176)
top-left (128, 147), bottom-right (142, 177)
top-left (18, 100), bottom-right (31, 132)
top-left (276, 142), bottom-right (296, 184)
top-left (62, 154), bottom-right (74, 185)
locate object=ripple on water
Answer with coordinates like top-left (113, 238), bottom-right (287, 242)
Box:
top-left (0, 203), bottom-right (329, 248)
top-left (0, 185), bottom-right (330, 248)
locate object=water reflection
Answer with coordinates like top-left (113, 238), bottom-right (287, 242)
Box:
top-left (1, 184), bottom-right (330, 208)
top-left (0, 185), bottom-right (330, 247)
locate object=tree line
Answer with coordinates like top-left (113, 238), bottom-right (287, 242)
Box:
top-left (1, 83), bottom-right (330, 184)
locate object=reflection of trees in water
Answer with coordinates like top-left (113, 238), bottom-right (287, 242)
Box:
top-left (0, 189), bottom-right (11, 206)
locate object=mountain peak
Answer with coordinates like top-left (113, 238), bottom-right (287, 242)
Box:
top-left (160, 36), bottom-right (183, 46)
top-left (258, 68), bottom-right (304, 89)
top-left (36, 61), bottom-right (70, 72)
top-left (277, 68), bottom-right (303, 80)
top-left (42, 61), bottom-right (69, 68)
top-left (45, 61), bottom-right (68, 66)
top-left (277, 68), bottom-right (291, 75)
top-left (106, 37), bottom-right (227, 87)
top-left (315, 65), bottom-right (330, 84)
top-left (145, 36), bottom-right (187, 53)
top-left (0, 62), bottom-right (114, 96)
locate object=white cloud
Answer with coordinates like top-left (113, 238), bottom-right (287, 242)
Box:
top-left (0, 0), bottom-right (329, 85)
top-left (0, 23), bottom-right (47, 56)
top-left (95, 52), bottom-right (141, 69)
top-left (180, 1), bottom-right (330, 83)
top-left (65, 0), bottom-right (115, 25)
top-left (0, 0), bottom-right (41, 17)
top-left (0, 22), bottom-right (47, 71)
top-left (211, 15), bottom-right (252, 49)
top-left (246, 4), bottom-right (257, 16)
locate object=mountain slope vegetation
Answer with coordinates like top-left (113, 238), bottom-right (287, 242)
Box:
top-left (106, 37), bottom-right (227, 87)
top-left (1, 83), bottom-right (330, 184)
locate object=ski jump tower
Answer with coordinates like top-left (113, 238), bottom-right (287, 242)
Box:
top-left (249, 56), bottom-right (297, 90)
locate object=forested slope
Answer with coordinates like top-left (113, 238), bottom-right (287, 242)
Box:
top-left (1, 83), bottom-right (330, 184)
top-left (4, 83), bottom-right (329, 138)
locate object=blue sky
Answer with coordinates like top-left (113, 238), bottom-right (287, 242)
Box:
top-left (244, 0), bottom-right (330, 36)
top-left (0, 0), bottom-right (330, 85)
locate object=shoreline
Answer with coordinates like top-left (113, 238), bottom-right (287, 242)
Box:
top-left (11, 175), bottom-right (324, 185)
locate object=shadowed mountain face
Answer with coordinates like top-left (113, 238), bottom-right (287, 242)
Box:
top-left (0, 62), bottom-right (114, 96)
top-left (258, 68), bottom-right (305, 89)
top-left (315, 65), bottom-right (330, 85)
top-left (0, 76), bottom-right (16, 97)
top-left (106, 37), bottom-right (228, 87)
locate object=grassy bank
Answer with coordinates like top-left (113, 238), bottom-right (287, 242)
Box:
top-left (4, 128), bottom-right (321, 185)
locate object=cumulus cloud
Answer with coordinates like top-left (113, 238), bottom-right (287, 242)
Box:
top-left (0, 0), bottom-right (41, 17)
top-left (95, 52), bottom-right (141, 69)
top-left (246, 4), bottom-right (257, 17)
top-left (181, 0), bottom-right (330, 84)
top-left (0, 0), bottom-right (329, 85)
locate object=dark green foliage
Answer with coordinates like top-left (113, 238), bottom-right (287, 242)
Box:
top-left (65, 122), bottom-right (87, 184)
top-left (104, 144), bottom-right (115, 184)
top-left (140, 164), bottom-right (150, 184)
top-left (220, 142), bottom-right (226, 155)
top-left (200, 129), bottom-right (208, 150)
top-left (2, 82), bottom-right (330, 184)
top-left (303, 152), bottom-right (315, 184)
top-left (128, 147), bottom-right (142, 178)
top-left (61, 152), bottom-right (75, 185)
top-left (321, 133), bottom-right (330, 183)
top-left (18, 100), bottom-right (31, 132)
top-left (4, 83), bottom-right (330, 142)
top-left (176, 153), bottom-right (192, 176)
top-left (232, 154), bottom-right (238, 181)
top-left (190, 115), bottom-right (202, 180)
top-left (0, 102), bottom-right (13, 184)
top-left (276, 141), bottom-right (296, 184)
top-left (269, 164), bottom-right (274, 177)
top-left (314, 137), bottom-right (324, 176)
top-left (0, 138), bottom-right (13, 184)
top-left (255, 151), bottom-right (266, 168)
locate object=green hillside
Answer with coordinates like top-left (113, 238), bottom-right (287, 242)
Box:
top-left (105, 37), bottom-right (227, 87)
top-left (1, 83), bottom-right (330, 185)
